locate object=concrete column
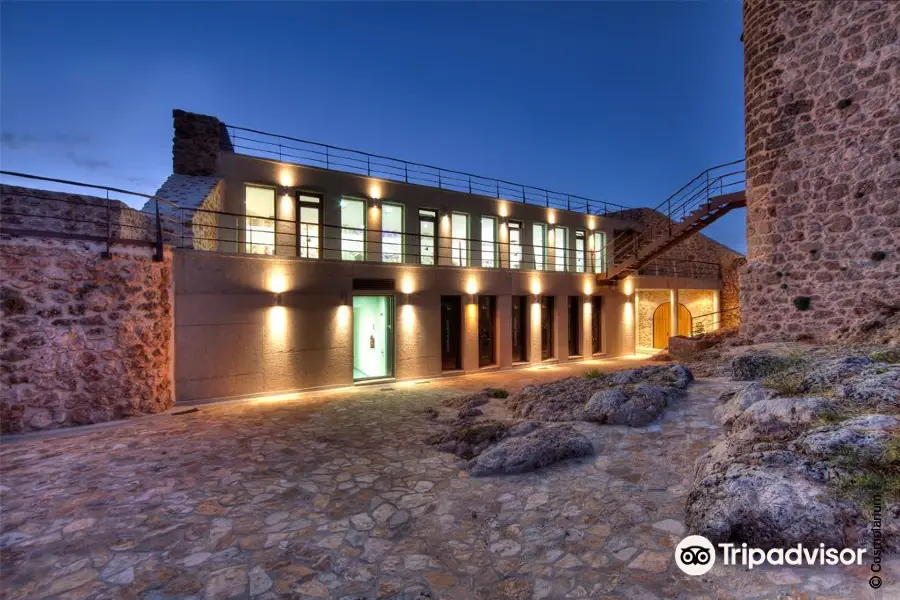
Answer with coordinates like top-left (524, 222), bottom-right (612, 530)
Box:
top-left (498, 221), bottom-right (510, 269)
top-left (497, 295), bottom-right (512, 368)
top-left (462, 297), bottom-right (479, 372)
top-left (471, 216), bottom-right (482, 268)
top-left (555, 295), bottom-right (567, 361)
top-left (367, 201), bottom-right (381, 263)
top-left (437, 213), bottom-right (452, 266)
top-left (529, 296), bottom-right (542, 365)
top-left (670, 289), bottom-right (680, 339)
top-left (581, 296), bottom-right (592, 357)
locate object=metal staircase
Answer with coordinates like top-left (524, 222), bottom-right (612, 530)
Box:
top-left (601, 159), bottom-right (746, 281)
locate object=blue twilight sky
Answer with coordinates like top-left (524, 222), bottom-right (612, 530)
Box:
top-left (1, 1), bottom-right (747, 252)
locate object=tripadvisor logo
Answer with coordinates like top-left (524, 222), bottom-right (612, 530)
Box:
top-left (675, 535), bottom-right (869, 576)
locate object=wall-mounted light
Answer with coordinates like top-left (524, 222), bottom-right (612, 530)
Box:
top-left (274, 292), bottom-right (282, 306)
top-left (547, 210), bottom-right (557, 225)
top-left (498, 202), bottom-right (509, 218)
top-left (583, 281), bottom-right (594, 296)
top-left (467, 293), bottom-right (477, 305)
top-left (279, 170), bottom-right (294, 188)
top-left (369, 182), bottom-right (382, 200)
top-left (465, 276), bottom-right (478, 296)
top-left (586, 217), bottom-right (596, 231)
top-left (340, 292), bottom-right (349, 306)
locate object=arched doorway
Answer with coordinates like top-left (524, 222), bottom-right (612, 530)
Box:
top-left (652, 303), bottom-right (692, 349)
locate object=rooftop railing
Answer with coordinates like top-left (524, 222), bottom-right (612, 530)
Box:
top-left (225, 124), bottom-right (629, 216)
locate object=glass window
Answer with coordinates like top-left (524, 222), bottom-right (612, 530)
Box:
top-left (341, 198), bottom-right (366, 261)
top-left (553, 226), bottom-right (568, 272)
top-left (451, 213), bottom-right (468, 267)
top-left (509, 221), bottom-right (522, 269)
top-left (419, 209), bottom-right (436, 265)
top-left (591, 231), bottom-right (605, 273)
top-left (532, 223), bottom-right (546, 270)
top-left (481, 216), bottom-right (497, 268)
top-left (382, 203), bottom-right (403, 263)
top-left (575, 231), bottom-right (586, 273)
top-left (245, 185), bottom-right (275, 255)
top-left (299, 203), bottom-right (320, 259)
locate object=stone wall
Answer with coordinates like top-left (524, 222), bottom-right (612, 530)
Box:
top-left (680, 289), bottom-right (717, 335)
top-left (612, 207), bottom-right (746, 328)
top-left (0, 236), bottom-right (174, 433)
top-left (636, 290), bottom-right (669, 349)
top-left (1, 185), bottom-right (154, 243)
top-left (149, 174), bottom-right (223, 251)
top-left (742, 0), bottom-right (900, 342)
top-left (173, 109), bottom-right (234, 177)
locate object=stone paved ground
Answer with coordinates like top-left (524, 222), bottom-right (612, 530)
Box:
top-left (1, 359), bottom-right (897, 599)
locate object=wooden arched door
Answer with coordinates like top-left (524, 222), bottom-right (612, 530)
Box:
top-left (652, 302), bottom-right (692, 349)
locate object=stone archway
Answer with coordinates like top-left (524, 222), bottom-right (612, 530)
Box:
top-left (652, 303), bottom-right (692, 349)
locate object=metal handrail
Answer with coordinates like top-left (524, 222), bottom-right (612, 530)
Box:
top-left (690, 306), bottom-right (740, 337)
top-left (605, 159), bottom-right (746, 272)
top-left (225, 124), bottom-right (630, 216)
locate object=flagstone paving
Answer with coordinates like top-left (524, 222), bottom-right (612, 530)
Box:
top-left (1, 360), bottom-right (897, 599)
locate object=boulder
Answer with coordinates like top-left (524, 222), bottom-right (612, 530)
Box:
top-left (667, 335), bottom-right (718, 360)
top-left (686, 451), bottom-right (855, 549)
top-left (731, 350), bottom-right (800, 381)
top-left (426, 420), bottom-right (509, 459)
top-left (798, 356), bottom-right (874, 393)
top-left (797, 415), bottom-right (900, 463)
top-left (467, 424), bottom-right (594, 476)
top-left (729, 396), bottom-right (836, 434)
top-left (583, 385), bottom-right (672, 426)
top-left (714, 382), bottom-right (777, 430)
top-left (835, 367), bottom-right (900, 411)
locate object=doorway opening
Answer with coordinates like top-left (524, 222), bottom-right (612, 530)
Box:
top-left (352, 295), bottom-right (394, 380)
top-left (652, 302), bottom-right (692, 349)
top-left (540, 296), bottom-right (554, 360)
top-left (568, 296), bottom-right (581, 356)
top-left (478, 296), bottom-right (496, 367)
top-left (440, 296), bottom-right (462, 370)
top-left (591, 296), bottom-right (603, 354)
top-left (511, 295), bottom-right (528, 362)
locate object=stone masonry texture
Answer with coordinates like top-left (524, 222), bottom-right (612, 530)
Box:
top-left (0, 237), bottom-right (174, 434)
top-left (173, 109), bottom-right (234, 177)
top-left (610, 207), bottom-right (745, 329)
top-left (741, 0), bottom-right (900, 342)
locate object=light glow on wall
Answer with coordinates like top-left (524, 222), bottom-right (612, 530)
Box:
top-left (547, 210), bottom-right (557, 225)
top-left (400, 274), bottom-right (415, 295)
top-left (400, 304), bottom-right (415, 329)
top-left (369, 182), bottom-right (383, 200)
top-left (337, 305), bottom-right (351, 329)
top-left (530, 277), bottom-right (542, 296)
top-left (280, 194), bottom-right (294, 219)
top-left (498, 202), bottom-right (509, 218)
top-left (268, 271), bottom-right (288, 294)
top-left (465, 275), bottom-right (478, 296)
top-left (623, 277), bottom-right (635, 297)
top-left (267, 305), bottom-right (288, 343)
top-left (583, 280), bottom-right (594, 296)
top-left (279, 170), bottom-right (295, 188)
top-left (586, 217), bottom-right (596, 230)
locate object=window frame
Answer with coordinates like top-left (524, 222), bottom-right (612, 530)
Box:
top-left (451, 212), bottom-right (469, 267)
top-left (244, 184), bottom-right (277, 256)
top-left (418, 209), bottom-right (437, 266)
top-left (340, 196), bottom-right (368, 262)
top-left (591, 231), bottom-right (606, 274)
top-left (532, 223), bottom-right (546, 271)
top-left (296, 192), bottom-right (322, 259)
top-left (480, 216), bottom-right (498, 268)
top-left (381, 201), bottom-right (405, 263)
top-left (552, 225), bottom-right (568, 272)
top-left (574, 230), bottom-right (586, 273)
top-left (508, 220), bottom-right (523, 270)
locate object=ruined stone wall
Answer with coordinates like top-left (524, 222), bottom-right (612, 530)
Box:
top-left (742, 0), bottom-right (900, 342)
top-left (1, 185), bottom-right (153, 243)
top-left (0, 237), bottom-right (173, 433)
top-left (173, 109), bottom-right (234, 177)
top-left (612, 207), bottom-right (746, 328)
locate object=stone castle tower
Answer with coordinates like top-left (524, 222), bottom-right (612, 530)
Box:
top-left (741, 0), bottom-right (899, 342)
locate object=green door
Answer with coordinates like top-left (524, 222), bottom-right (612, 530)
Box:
top-left (353, 295), bottom-right (394, 380)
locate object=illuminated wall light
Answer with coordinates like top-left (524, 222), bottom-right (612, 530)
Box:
top-left (530, 278), bottom-right (542, 296)
top-left (369, 182), bottom-right (383, 200)
top-left (583, 280), bottom-right (594, 296)
top-left (547, 210), bottom-right (557, 225)
top-left (586, 217), bottom-right (596, 231)
top-left (278, 170), bottom-right (294, 188)
top-left (498, 202), bottom-right (509, 218)
top-left (623, 277), bottom-right (635, 297)
top-left (400, 274), bottom-right (415, 295)
top-left (268, 271), bottom-right (288, 294)
top-left (465, 276), bottom-right (478, 296)
top-left (274, 292), bottom-right (282, 306)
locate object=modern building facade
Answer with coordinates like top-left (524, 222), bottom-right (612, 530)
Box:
top-left (155, 110), bottom-right (741, 402)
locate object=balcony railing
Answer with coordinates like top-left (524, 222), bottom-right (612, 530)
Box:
top-left (226, 124), bottom-right (629, 216)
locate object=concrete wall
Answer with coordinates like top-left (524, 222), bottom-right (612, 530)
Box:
top-left (742, 0), bottom-right (900, 342)
top-left (214, 153), bottom-right (634, 272)
top-left (174, 250), bottom-right (632, 402)
top-left (0, 236), bottom-right (174, 433)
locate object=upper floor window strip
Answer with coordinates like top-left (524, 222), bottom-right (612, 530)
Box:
top-left (245, 185), bottom-right (276, 255)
